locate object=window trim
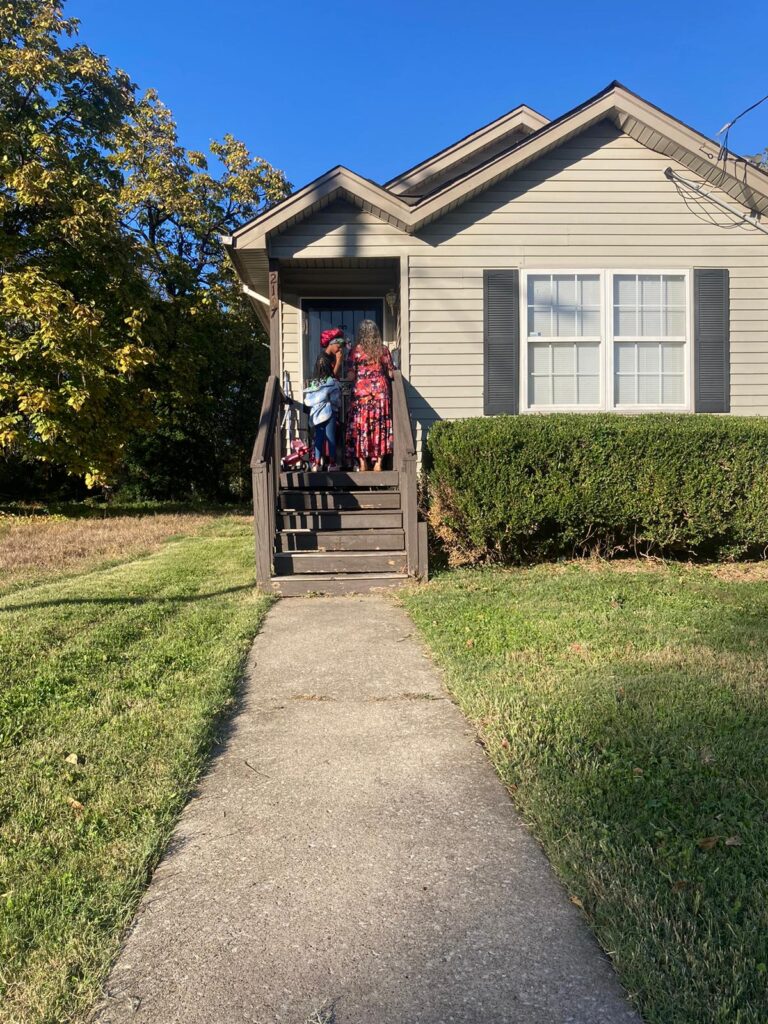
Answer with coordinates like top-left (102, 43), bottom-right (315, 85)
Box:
top-left (519, 269), bottom-right (693, 414)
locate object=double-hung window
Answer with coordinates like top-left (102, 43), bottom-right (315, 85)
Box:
top-left (612, 274), bottom-right (686, 407)
top-left (527, 273), bottom-right (601, 408)
top-left (522, 270), bottom-right (690, 411)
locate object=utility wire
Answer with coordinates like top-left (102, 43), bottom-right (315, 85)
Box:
top-left (717, 92), bottom-right (768, 162)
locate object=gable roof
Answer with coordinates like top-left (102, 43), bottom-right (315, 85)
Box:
top-left (224, 81), bottom-right (768, 294)
top-left (385, 103), bottom-right (549, 197)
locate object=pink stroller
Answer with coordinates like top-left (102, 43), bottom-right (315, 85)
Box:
top-left (281, 437), bottom-right (311, 472)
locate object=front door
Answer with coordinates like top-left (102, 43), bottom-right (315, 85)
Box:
top-left (303, 299), bottom-right (384, 381)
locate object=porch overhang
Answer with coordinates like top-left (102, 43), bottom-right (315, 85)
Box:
top-left (222, 243), bottom-right (402, 329)
top-left (278, 256), bottom-right (400, 291)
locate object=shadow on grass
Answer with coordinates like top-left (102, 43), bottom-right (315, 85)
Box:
top-left (513, 658), bottom-right (768, 1023)
top-left (435, 577), bottom-right (768, 1023)
top-left (0, 501), bottom-right (250, 519)
top-left (0, 583), bottom-right (256, 613)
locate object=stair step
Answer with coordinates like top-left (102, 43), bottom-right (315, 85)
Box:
top-left (280, 470), bottom-right (398, 490)
top-left (276, 529), bottom-right (405, 552)
top-left (274, 550), bottom-right (407, 575)
top-left (279, 490), bottom-right (401, 511)
top-left (272, 572), bottom-right (409, 597)
top-left (279, 509), bottom-right (403, 531)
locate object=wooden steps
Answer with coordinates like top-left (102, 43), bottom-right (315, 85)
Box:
top-left (280, 470), bottom-right (399, 489)
top-left (271, 572), bottom-right (409, 597)
top-left (279, 490), bottom-right (400, 511)
top-left (252, 370), bottom-right (425, 595)
top-left (278, 509), bottom-right (402, 531)
top-left (276, 529), bottom-right (404, 552)
top-left (270, 469), bottom-right (409, 596)
top-left (275, 550), bottom-right (407, 575)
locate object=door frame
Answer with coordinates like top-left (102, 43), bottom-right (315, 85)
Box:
top-left (300, 296), bottom-right (385, 384)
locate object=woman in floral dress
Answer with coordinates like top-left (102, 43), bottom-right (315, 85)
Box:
top-left (345, 319), bottom-right (394, 472)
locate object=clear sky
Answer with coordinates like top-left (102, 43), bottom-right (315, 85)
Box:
top-left (68, 0), bottom-right (768, 190)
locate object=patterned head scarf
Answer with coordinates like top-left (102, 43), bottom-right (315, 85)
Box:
top-left (320, 327), bottom-right (344, 348)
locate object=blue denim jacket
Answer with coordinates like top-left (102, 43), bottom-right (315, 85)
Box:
top-left (303, 376), bottom-right (341, 426)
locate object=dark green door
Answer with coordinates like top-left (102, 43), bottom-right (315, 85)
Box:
top-left (303, 299), bottom-right (383, 380)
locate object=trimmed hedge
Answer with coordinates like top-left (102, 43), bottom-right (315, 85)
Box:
top-left (426, 414), bottom-right (768, 564)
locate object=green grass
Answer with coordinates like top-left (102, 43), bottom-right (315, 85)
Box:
top-left (402, 564), bottom-right (768, 1024)
top-left (0, 517), bottom-right (272, 1024)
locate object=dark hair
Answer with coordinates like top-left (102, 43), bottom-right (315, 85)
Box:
top-left (313, 353), bottom-right (334, 380)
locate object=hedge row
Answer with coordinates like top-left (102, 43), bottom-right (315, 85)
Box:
top-left (425, 414), bottom-right (768, 565)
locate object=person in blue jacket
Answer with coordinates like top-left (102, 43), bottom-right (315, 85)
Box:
top-left (303, 353), bottom-right (342, 471)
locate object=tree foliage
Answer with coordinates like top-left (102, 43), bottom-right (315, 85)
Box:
top-left (0, 1), bottom-right (152, 485)
top-left (0, 1), bottom-right (290, 495)
top-left (114, 92), bottom-right (289, 499)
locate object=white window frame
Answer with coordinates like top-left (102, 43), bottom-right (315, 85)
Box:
top-left (519, 269), bottom-right (693, 414)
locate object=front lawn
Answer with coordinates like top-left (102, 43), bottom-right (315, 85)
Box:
top-left (0, 516), bottom-right (271, 1024)
top-left (403, 563), bottom-right (768, 1024)
top-left (0, 509), bottom-right (218, 592)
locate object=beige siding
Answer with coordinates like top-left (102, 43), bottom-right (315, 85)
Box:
top-left (280, 293), bottom-right (301, 396)
top-left (271, 201), bottom-right (407, 260)
top-left (274, 121), bottom-right (768, 442)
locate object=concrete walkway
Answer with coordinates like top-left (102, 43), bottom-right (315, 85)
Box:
top-left (95, 596), bottom-right (641, 1024)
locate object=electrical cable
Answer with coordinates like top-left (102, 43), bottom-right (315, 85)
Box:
top-left (664, 167), bottom-right (768, 236)
top-left (716, 92), bottom-right (768, 162)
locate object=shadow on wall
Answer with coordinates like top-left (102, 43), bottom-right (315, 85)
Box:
top-left (275, 200), bottom-right (372, 262)
top-left (411, 122), bottom-right (645, 247)
top-left (413, 118), bottom-right (763, 249)
top-left (403, 377), bottom-right (441, 465)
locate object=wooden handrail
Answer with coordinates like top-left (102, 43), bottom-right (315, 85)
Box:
top-left (392, 369), bottom-right (419, 577)
top-left (392, 369), bottom-right (416, 460)
top-left (251, 369), bottom-right (425, 587)
top-left (251, 374), bottom-right (284, 588)
top-left (251, 375), bottom-right (281, 469)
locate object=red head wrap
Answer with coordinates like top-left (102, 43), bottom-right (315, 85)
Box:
top-left (320, 327), bottom-right (344, 348)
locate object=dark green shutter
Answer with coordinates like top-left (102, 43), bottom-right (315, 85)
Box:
top-left (694, 268), bottom-right (730, 413)
top-left (484, 269), bottom-right (520, 415)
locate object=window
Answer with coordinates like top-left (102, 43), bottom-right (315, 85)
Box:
top-left (612, 274), bottom-right (686, 407)
top-left (522, 270), bottom-right (690, 412)
top-left (526, 273), bottom-right (601, 408)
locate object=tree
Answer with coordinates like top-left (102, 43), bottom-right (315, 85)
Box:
top-left (0, 2), bottom-right (291, 496)
top-left (114, 92), bottom-right (290, 499)
top-left (0, 1), bottom-right (154, 486)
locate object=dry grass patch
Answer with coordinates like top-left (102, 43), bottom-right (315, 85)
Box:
top-left (704, 561), bottom-right (768, 581)
top-left (0, 513), bottom-right (230, 590)
top-left (573, 555), bottom-right (671, 574)
top-left (576, 556), bottom-right (768, 581)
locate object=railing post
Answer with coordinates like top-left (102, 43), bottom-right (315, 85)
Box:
top-left (252, 464), bottom-right (272, 588)
top-left (401, 451), bottom-right (418, 577)
top-left (268, 259), bottom-right (280, 378)
top-left (251, 374), bottom-right (283, 590)
top-left (417, 520), bottom-right (429, 581)
top-left (271, 415), bottom-right (282, 549)
top-left (392, 370), bottom-right (420, 578)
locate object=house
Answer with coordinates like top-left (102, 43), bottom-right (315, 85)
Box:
top-left (223, 81), bottom-right (768, 593)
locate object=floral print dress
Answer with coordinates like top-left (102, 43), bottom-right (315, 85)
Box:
top-left (345, 345), bottom-right (394, 463)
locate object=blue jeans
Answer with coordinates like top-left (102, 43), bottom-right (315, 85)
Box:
top-left (313, 416), bottom-right (336, 464)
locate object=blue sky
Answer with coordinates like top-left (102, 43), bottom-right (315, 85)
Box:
top-left (69, 0), bottom-right (768, 189)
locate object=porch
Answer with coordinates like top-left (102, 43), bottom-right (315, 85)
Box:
top-left (249, 256), bottom-right (427, 595)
